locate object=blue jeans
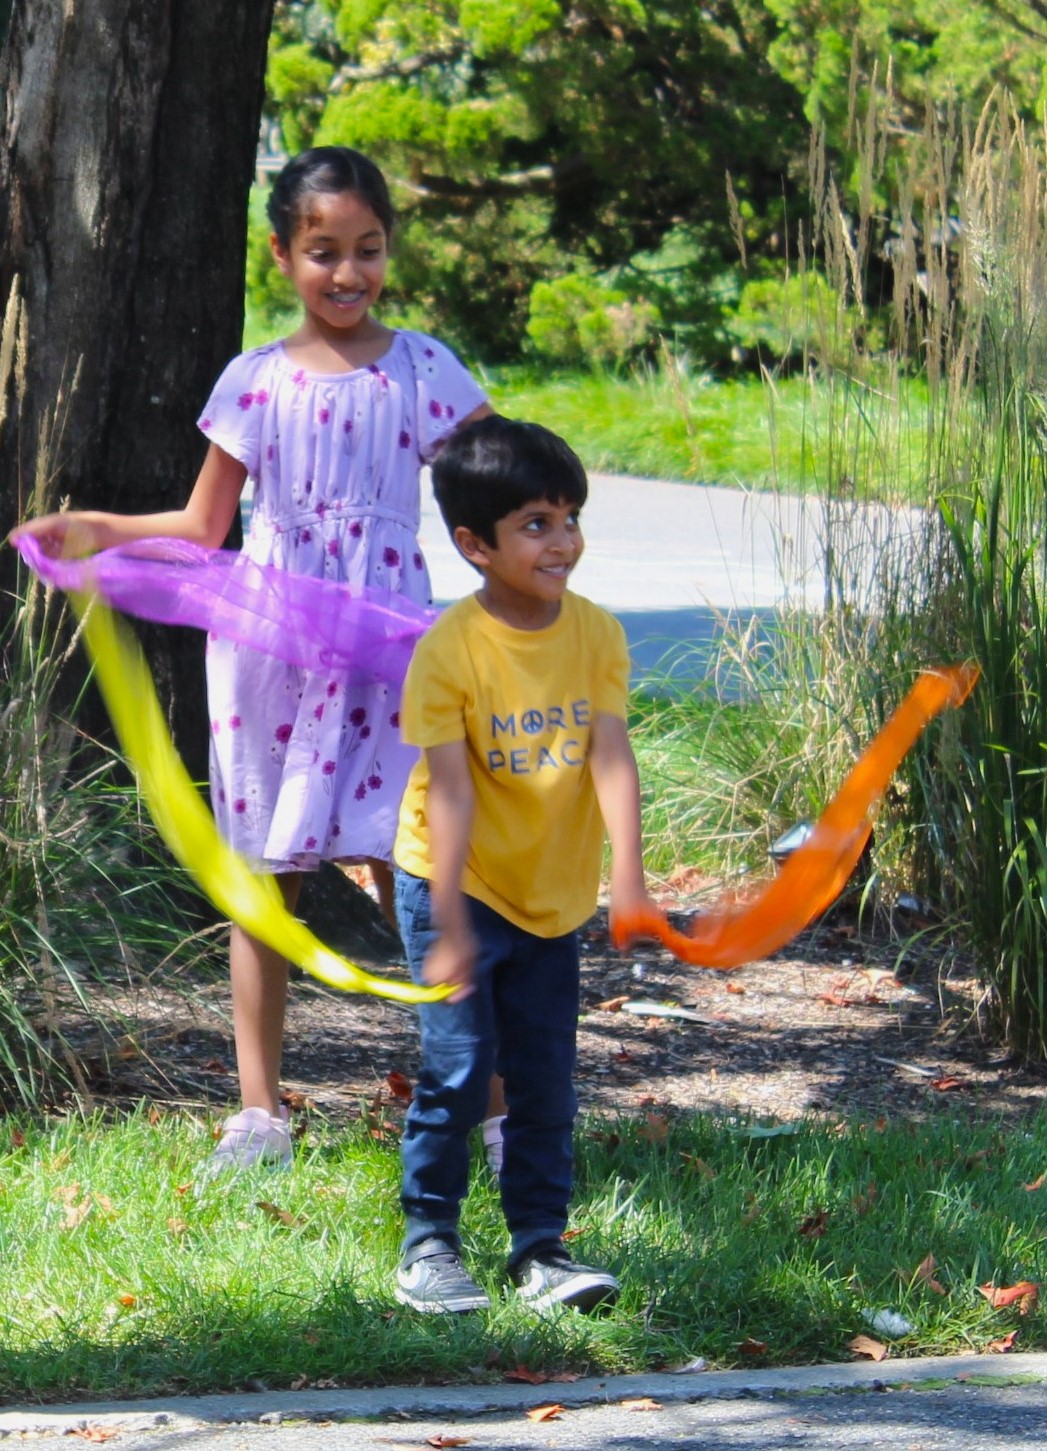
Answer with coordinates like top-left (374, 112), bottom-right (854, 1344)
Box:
top-left (395, 869), bottom-right (580, 1266)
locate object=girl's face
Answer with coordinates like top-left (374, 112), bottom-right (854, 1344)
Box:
top-left (272, 190), bottom-right (389, 337)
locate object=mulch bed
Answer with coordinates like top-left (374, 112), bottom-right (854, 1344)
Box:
top-left (72, 877), bottom-right (1047, 1131)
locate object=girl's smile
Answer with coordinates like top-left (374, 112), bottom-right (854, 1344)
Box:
top-left (272, 190), bottom-right (389, 345)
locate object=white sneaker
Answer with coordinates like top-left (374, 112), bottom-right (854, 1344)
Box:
top-left (482, 1114), bottom-right (506, 1174)
top-left (204, 1105), bottom-right (292, 1177)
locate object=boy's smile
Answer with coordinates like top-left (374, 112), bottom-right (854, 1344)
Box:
top-left (459, 498), bottom-right (584, 630)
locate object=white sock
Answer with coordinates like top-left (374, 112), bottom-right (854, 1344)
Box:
top-left (482, 1113), bottom-right (506, 1173)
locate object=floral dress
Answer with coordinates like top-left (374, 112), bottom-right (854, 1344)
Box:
top-left (197, 330), bottom-right (487, 871)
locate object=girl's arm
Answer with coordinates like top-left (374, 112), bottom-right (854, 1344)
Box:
top-left (421, 738), bottom-right (478, 999)
top-left (589, 712), bottom-right (659, 925)
top-left (8, 443), bottom-right (247, 556)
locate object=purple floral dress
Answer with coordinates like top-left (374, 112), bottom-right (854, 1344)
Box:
top-left (197, 331), bottom-right (487, 871)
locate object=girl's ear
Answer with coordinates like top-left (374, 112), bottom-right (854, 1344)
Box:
top-left (270, 233), bottom-right (292, 276)
top-left (452, 525), bottom-right (492, 569)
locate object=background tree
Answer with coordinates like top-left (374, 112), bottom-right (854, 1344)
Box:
top-left (264, 0), bottom-right (810, 360)
top-left (0, 0), bottom-right (275, 776)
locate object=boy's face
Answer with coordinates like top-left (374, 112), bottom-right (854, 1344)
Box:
top-left (455, 497), bottom-right (584, 626)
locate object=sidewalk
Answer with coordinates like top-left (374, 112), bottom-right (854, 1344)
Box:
top-left (3, 1353), bottom-right (1045, 1444)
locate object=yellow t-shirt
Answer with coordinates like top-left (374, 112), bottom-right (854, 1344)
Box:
top-left (394, 592), bottom-right (630, 937)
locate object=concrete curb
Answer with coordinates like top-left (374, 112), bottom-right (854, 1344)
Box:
top-left (3, 1353), bottom-right (1045, 1434)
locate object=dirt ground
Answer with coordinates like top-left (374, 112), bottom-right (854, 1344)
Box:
top-left (78, 870), bottom-right (1047, 1132)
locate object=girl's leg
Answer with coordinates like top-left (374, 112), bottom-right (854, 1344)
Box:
top-left (483, 1075), bottom-right (508, 1173)
top-left (229, 872), bottom-right (302, 1114)
top-left (366, 856), bottom-right (397, 929)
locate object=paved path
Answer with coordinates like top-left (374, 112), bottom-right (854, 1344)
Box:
top-left (4, 1354), bottom-right (1045, 1447)
top-left (420, 472), bottom-right (924, 685)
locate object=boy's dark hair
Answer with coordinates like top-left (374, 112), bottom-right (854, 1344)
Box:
top-left (267, 147), bottom-right (396, 248)
top-left (432, 416), bottom-right (588, 547)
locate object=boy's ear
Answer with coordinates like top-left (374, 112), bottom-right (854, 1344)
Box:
top-left (270, 233), bottom-right (292, 277)
top-left (452, 525), bottom-right (492, 569)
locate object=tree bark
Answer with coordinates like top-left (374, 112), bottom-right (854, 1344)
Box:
top-left (0, 0), bottom-right (274, 778)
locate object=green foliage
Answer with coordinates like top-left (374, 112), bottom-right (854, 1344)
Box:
top-left (728, 270), bottom-right (883, 369)
top-left (526, 274), bottom-right (660, 369)
top-left (262, 0), bottom-right (808, 360)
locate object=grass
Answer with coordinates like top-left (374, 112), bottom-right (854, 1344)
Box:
top-left (1, 1105), bottom-right (1045, 1402)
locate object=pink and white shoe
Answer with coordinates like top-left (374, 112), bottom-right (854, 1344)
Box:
top-left (204, 1105), bottom-right (292, 1177)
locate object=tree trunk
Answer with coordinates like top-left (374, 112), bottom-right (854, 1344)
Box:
top-left (0, 0), bottom-right (274, 778)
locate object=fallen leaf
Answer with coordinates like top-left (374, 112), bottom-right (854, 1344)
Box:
top-left (201, 1058), bottom-right (229, 1074)
top-left (525, 1405), bottom-right (563, 1423)
top-left (668, 1355), bottom-right (708, 1374)
top-left (639, 1113), bottom-right (669, 1143)
top-left (11, 1129), bottom-right (25, 1148)
top-left (852, 1181), bottom-right (878, 1215)
top-left (913, 1254), bottom-right (947, 1295)
top-left (257, 1200), bottom-right (307, 1229)
top-left (426, 1437), bottom-right (471, 1448)
top-left (725, 982), bottom-right (746, 995)
top-left (1024, 1173), bottom-right (1047, 1192)
top-left (504, 1366), bottom-right (548, 1385)
top-left (986, 1329), bottom-right (1020, 1353)
top-left (61, 1200), bottom-right (91, 1230)
top-left (847, 1334), bottom-right (888, 1361)
top-left (595, 995), bottom-right (629, 1012)
top-left (281, 1091), bottom-right (313, 1112)
top-left (147, 1106), bottom-right (162, 1126)
top-left (611, 1048), bottom-right (633, 1063)
top-left (386, 1070), bottom-right (413, 1102)
top-left (798, 1210), bottom-right (828, 1238)
top-left (978, 1280), bottom-right (1039, 1314)
top-left (736, 1337), bottom-right (768, 1356)
top-left (818, 992), bottom-right (856, 1008)
top-left (166, 1218), bottom-right (188, 1236)
top-left (621, 1397), bottom-right (661, 1412)
top-left (930, 1076), bottom-right (965, 1091)
top-left (66, 1428), bottom-right (119, 1442)
top-left (681, 1154), bottom-right (716, 1179)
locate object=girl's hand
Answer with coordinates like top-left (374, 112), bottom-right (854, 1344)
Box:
top-left (8, 512), bottom-right (100, 558)
top-left (422, 927), bottom-right (478, 1003)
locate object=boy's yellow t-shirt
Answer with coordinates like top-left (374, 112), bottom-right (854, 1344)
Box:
top-left (394, 591), bottom-right (630, 937)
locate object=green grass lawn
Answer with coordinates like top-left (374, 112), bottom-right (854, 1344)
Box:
top-left (482, 366), bottom-right (932, 502)
top-left (2, 1106), bottom-right (1045, 1401)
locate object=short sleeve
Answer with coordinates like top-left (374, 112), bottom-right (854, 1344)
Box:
top-left (197, 346), bottom-right (276, 476)
top-left (402, 332), bottom-right (488, 462)
top-left (590, 610), bottom-right (630, 720)
top-left (400, 622), bottom-right (470, 748)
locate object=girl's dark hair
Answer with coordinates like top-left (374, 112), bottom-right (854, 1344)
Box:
top-left (267, 147), bottom-right (396, 247)
top-left (432, 416), bottom-right (588, 547)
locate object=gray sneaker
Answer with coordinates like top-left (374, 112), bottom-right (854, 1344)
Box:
top-left (395, 1238), bottom-right (491, 1313)
top-left (510, 1242), bottom-right (619, 1313)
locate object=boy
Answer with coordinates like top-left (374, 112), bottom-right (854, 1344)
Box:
top-left (392, 416), bottom-right (657, 1314)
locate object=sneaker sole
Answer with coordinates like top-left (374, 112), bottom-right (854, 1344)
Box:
top-left (394, 1285), bottom-right (491, 1314)
top-left (516, 1276), bottom-right (619, 1313)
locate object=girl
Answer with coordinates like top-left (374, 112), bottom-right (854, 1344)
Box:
top-left (13, 147), bottom-right (499, 1174)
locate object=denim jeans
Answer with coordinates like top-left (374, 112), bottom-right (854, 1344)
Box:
top-left (395, 869), bottom-right (580, 1266)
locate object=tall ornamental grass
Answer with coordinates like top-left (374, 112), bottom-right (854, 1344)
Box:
top-left (0, 285), bottom-right (224, 1107)
top-left (636, 82), bottom-right (1047, 1058)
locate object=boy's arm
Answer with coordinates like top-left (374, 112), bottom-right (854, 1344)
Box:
top-left (589, 712), bottom-right (659, 925)
top-left (422, 739), bottom-right (478, 999)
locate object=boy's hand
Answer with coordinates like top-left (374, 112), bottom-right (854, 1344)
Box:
top-left (608, 884), bottom-right (665, 947)
top-left (423, 926), bottom-right (478, 1002)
